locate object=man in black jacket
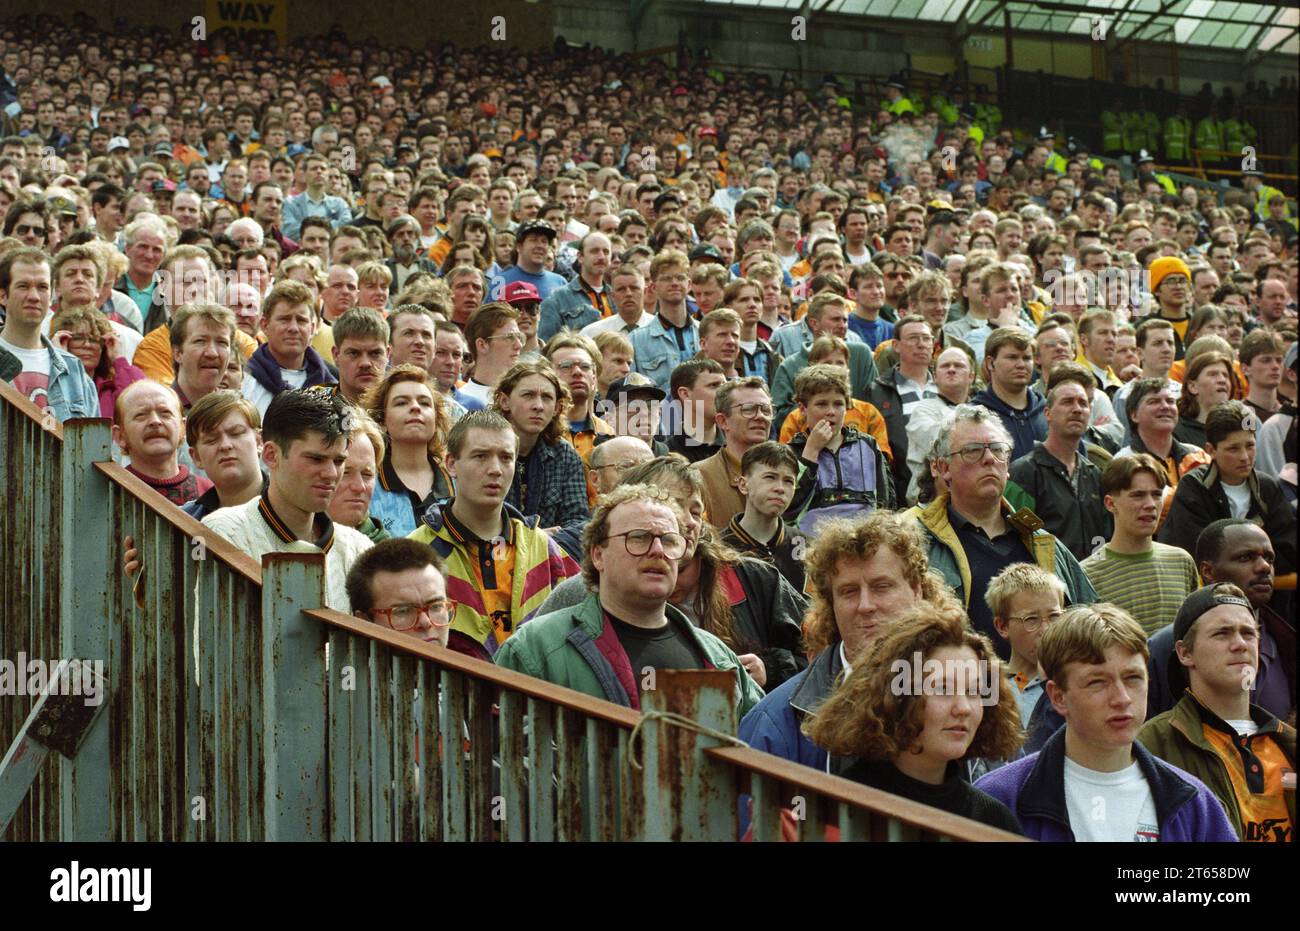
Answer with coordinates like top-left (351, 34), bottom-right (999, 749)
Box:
top-left (1007, 371), bottom-right (1111, 561)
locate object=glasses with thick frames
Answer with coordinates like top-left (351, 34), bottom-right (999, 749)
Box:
top-left (602, 530), bottom-right (688, 559)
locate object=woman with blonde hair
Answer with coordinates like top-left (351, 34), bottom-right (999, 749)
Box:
top-left (361, 363), bottom-right (454, 537)
top-left (803, 599), bottom-right (1024, 831)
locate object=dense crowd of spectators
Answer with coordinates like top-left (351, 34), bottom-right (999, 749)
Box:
top-left (1, 15), bottom-right (1295, 842)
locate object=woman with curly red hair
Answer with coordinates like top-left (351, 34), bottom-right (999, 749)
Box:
top-left (804, 599), bottom-right (1025, 832)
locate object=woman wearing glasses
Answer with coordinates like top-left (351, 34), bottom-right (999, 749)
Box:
top-left (491, 359), bottom-right (590, 558)
top-left (49, 304), bottom-right (146, 417)
top-left (362, 364), bottom-right (455, 538)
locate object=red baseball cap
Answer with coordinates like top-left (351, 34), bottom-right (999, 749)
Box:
top-left (502, 281), bottom-right (541, 306)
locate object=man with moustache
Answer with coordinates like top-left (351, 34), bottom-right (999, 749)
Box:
top-left (495, 483), bottom-right (763, 716)
top-left (329, 307), bottom-right (390, 404)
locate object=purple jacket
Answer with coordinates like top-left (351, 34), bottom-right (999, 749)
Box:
top-left (974, 726), bottom-right (1238, 842)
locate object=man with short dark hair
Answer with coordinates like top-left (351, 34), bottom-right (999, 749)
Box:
top-left (971, 326), bottom-right (1046, 461)
top-left (408, 410), bottom-right (579, 660)
top-left (1081, 454), bottom-right (1200, 637)
top-left (539, 232), bottom-right (615, 340)
top-left (665, 358), bottom-right (726, 463)
top-left (1, 248), bottom-right (98, 421)
top-left (282, 152), bottom-right (352, 240)
top-left (699, 377), bottom-right (774, 528)
top-left (346, 538), bottom-right (457, 651)
top-left (201, 389), bottom-right (373, 612)
top-left (330, 307), bottom-right (390, 404)
top-left (1115, 377), bottom-right (1208, 490)
top-left (1007, 377), bottom-right (1109, 561)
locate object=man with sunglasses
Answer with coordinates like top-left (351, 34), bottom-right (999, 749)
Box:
top-left (907, 404), bottom-right (1097, 659)
top-left (495, 484), bottom-right (763, 717)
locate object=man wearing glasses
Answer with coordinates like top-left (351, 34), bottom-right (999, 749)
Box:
top-left (699, 377), bottom-right (775, 529)
top-left (495, 484), bottom-right (763, 717)
top-left (346, 538), bottom-right (458, 651)
top-left (907, 404), bottom-right (1097, 659)
top-left (544, 332), bottom-right (614, 466)
top-left (585, 436), bottom-right (655, 504)
top-left (458, 303), bottom-right (523, 409)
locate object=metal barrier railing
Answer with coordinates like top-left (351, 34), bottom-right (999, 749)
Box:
top-left (0, 380), bottom-right (1019, 842)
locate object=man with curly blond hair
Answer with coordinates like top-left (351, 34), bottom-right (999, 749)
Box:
top-left (738, 511), bottom-right (959, 775)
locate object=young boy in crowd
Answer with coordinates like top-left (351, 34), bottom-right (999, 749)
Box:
top-left (720, 440), bottom-right (809, 593)
top-left (786, 363), bottom-right (894, 535)
top-left (1159, 400), bottom-right (1296, 575)
top-left (1138, 583), bottom-right (1296, 842)
top-left (976, 603), bottom-right (1238, 842)
top-left (1082, 454), bottom-right (1201, 636)
top-left (986, 563), bottom-right (1066, 728)
top-left (778, 336), bottom-right (892, 460)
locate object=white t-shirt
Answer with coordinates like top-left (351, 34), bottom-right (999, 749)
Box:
top-left (242, 365), bottom-right (308, 418)
top-left (1227, 719), bottom-right (1259, 736)
top-left (0, 336), bottom-right (52, 410)
top-left (456, 379), bottom-right (493, 407)
top-left (1063, 757), bottom-right (1160, 842)
top-left (580, 311), bottom-right (655, 338)
top-left (1222, 480), bottom-right (1251, 518)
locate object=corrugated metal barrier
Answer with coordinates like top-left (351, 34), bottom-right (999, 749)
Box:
top-left (0, 379), bottom-right (1020, 842)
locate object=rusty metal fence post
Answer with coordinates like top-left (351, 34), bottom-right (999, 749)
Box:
top-left (56, 418), bottom-right (114, 842)
top-left (631, 670), bottom-right (739, 842)
top-left (260, 553), bottom-right (328, 841)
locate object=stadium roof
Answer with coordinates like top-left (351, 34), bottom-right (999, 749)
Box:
top-left (696, 0), bottom-right (1300, 55)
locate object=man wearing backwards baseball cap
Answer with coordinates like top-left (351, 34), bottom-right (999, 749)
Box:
top-left (1148, 256), bottom-right (1193, 360)
top-left (1138, 583), bottom-right (1296, 842)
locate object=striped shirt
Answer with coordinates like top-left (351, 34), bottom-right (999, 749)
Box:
top-left (1080, 543), bottom-right (1201, 636)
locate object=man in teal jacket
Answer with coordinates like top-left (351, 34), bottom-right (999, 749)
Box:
top-left (495, 483), bottom-right (764, 720)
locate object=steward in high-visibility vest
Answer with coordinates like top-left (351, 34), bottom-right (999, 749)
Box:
top-left (973, 88), bottom-right (1001, 134)
top-left (1136, 150), bottom-right (1177, 196)
top-left (1038, 126), bottom-right (1067, 175)
top-left (1101, 106), bottom-right (1124, 154)
top-left (881, 76), bottom-right (917, 116)
top-left (1122, 111), bottom-right (1146, 153)
top-left (1139, 110), bottom-right (1161, 156)
top-left (1194, 115), bottom-right (1224, 157)
top-left (1163, 111), bottom-right (1192, 162)
top-left (1245, 171), bottom-right (1292, 221)
top-left (1222, 111), bottom-right (1256, 159)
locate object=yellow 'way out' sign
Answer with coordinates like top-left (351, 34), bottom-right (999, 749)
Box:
top-left (205, 0), bottom-right (288, 43)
